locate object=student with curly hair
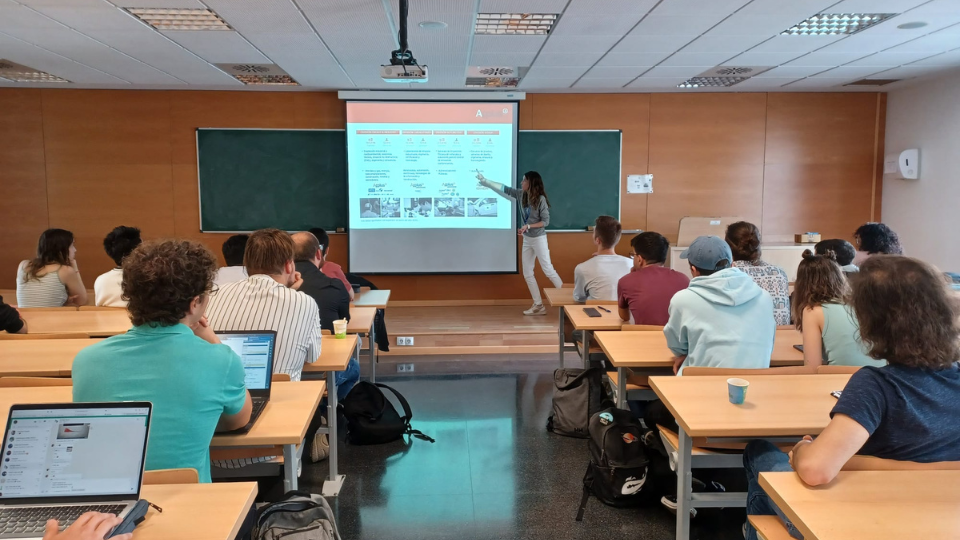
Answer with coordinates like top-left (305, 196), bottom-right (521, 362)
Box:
top-left (72, 239), bottom-right (252, 483)
top-left (725, 221), bottom-right (791, 325)
top-left (853, 222), bottom-right (902, 266)
top-left (743, 256), bottom-right (960, 540)
top-left (94, 225), bottom-right (142, 307)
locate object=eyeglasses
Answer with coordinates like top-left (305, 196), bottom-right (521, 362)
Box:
top-left (206, 283), bottom-right (220, 297)
top-left (628, 252), bottom-right (637, 258)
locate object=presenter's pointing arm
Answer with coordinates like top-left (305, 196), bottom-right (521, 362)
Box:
top-left (476, 173), bottom-right (516, 201)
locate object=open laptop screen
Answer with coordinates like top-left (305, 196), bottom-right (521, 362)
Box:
top-left (0, 404), bottom-right (150, 502)
top-left (217, 331), bottom-right (276, 391)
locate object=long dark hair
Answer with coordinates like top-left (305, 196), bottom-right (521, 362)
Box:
top-left (24, 229), bottom-right (74, 280)
top-left (725, 221), bottom-right (761, 262)
top-left (792, 250), bottom-right (847, 330)
top-left (521, 171), bottom-right (550, 209)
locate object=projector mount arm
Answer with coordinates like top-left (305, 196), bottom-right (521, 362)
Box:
top-left (390, 0), bottom-right (419, 68)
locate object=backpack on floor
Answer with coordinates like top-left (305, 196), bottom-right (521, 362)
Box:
top-left (254, 491), bottom-right (341, 540)
top-left (576, 407), bottom-right (656, 520)
top-left (546, 368), bottom-right (610, 438)
top-left (339, 382), bottom-right (434, 445)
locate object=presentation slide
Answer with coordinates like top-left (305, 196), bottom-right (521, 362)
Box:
top-left (347, 102), bottom-right (519, 274)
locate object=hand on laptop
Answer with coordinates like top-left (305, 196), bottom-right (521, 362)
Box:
top-left (43, 513), bottom-right (131, 540)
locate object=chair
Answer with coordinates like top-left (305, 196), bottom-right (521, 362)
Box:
top-left (143, 468), bottom-right (199, 485)
top-left (561, 283), bottom-right (574, 289)
top-left (817, 365), bottom-right (862, 374)
top-left (271, 373), bottom-right (291, 382)
top-left (0, 377), bottom-right (72, 387)
top-left (682, 366), bottom-right (815, 376)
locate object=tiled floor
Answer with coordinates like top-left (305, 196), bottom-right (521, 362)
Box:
top-left (277, 372), bottom-right (747, 540)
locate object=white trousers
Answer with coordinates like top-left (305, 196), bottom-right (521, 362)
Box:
top-left (522, 234), bottom-right (563, 305)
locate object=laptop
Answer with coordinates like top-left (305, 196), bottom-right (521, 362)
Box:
top-left (0, 402), bottom-right (152, 539)
top-left (216, 330), bottom-right (277, 433)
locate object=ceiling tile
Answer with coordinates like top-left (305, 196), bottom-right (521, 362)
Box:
top-left (0, 2), bottom-right (67, 31)
top-left (613, 33), bottom-right (693, 52)
top-left (30, 6), bottom-right (140, 31)
top-left (551, 14), bottom-right (646, 36)
top-left (573, 77), bottom-right (635, 88)
top-left (681, 34), bottom-right (771, 53)
top-left (596, 51), bottom-right (671, 66)
top-left (884, 31), bottom-right (960, 53)
top-left (900, 0), bottom-right (960, 15)
top-left (0, 31), bottom-right (126, 83)
top-left (755, 65), bottom-right (830, 77)
top-left (110, 0), bottom-right (205, 6)
top-left (828, 0), bottom-right (928, 12)
top-left (472, 34), bottom-right (547, 53)
top-left (811, 65), bottom-right (892, 79)
top-left (782, 77), bottom-right (850, 88)
top-left (653, 0), bottom-right (753, 15)
top-left (659, 51), bottom-right (735, 66)
top-left (581, 65), bottom-right (648, 78)
top-left (533, 51), bottom-right (605, 66)
top-left (732, 76), bottom-right (801, 89)
top-left (724, 51), bottom-right (808, 65)
top-left (643, 65), bottom-right (712, 78)
top-left (626, 76), bottom-right (687, 88)
top-left (785, 50), bottom-right (870, 66)
top-left (16, 0), bottom-right (104, 6)
top-left (870, 64), bottom-right (952, 78)
top-left (162, 31), bottom-right (268, 64)
top-left (540, 34), bottom-right (622, 53)
top-left (910, 48), bottom-right (960, 65)
top-left (242, 32), bottom-right (350, 87)
top-left (746, 35), bottom-right (844, 53)
top-left (564, 0), bottom-right (658, 17)
top-left (844, 50), bottom-right (940, 66)
top-left (525, 65), bottom-right (589, 78)
top-left (630, 15), bottom-right (727, 36)
top-left (477, 0), bottom-right (568, 11)
top-left (519, 77), bottom-right (577, 89)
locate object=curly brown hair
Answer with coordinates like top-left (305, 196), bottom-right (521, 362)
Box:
top-left (122, 239), bottom-right (218, 327)
top-left (792, 250), bottom-right (848, 331)
top-left (850, 256), bottom-right (960, 369)
top-left (725, 221), bottom-right (761, 262)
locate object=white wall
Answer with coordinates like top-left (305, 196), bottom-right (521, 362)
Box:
top-left (883, 69), bottom-right (960, 271)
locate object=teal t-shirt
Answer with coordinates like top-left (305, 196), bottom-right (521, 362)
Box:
top-left (72, 323), bottom-right (247, 482)
top-left (821, 303), bottom-right (887, 368)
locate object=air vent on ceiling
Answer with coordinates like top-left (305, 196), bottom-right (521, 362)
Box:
top-left (466, 66), bottom-right (521, 88)
top-left (677, 66), bottom-right (773, 88)
top-left (844, 78), bottom-right (902, 86)
top-left (126, 8), bottom-right (231, 31)
top-left (0, 59), bottom-right (69, 83)
top-left (677, 77), bottom-right (748, 88)
top-left (781, 13), bottom-right (897, 36)
top-left (475, 13), bottom-right (559, 35)
top-left (215, 63), bottom-right (299, 85)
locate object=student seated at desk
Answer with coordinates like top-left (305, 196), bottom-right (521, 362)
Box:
top-left (617, 231), bottom-right (689, 325)
top-left (726, 221), bottom-right (791, 326)
top-left (73, 239), bottom-right (252, 484)
top-left (16, 228), bottom-right (87, 308)
top-left (0, 296), bottom-right (26, 334)
top-left (309, 228), bottom-right (354, 301)
top-left (852, 222), bottom-right (902, 266)
top-left (214, 234), bottom-right (249, 287)
top-left (573, 216), bottom-right (633, 302)
top-left (94, 225), bottom-right (141, 307)
top-left (743, 255), bottom-right (960, 540)
top-left (814, 238), bottom-right (859, 275)
top-left (207, 229), bottom-right (321, 382)
top-left (792, 250), bottom-right (885, 369)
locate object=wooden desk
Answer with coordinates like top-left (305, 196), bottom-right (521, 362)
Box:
top-left (759, 470), bottom-right (960, 540)
top-left (596, 330), bottom-right (804, 407)
top-left (352, 289), bottom-right (391, 309)
top-left (303, 334), bottom-right (358, 496)
top-left (347, 306), bottom-right (378, 382)
top-left (19, 310), bottom-right (130, 337)
top-left (0, 339), bottom-right (101, 376)
top-left (0, 381), bottom-right (325, 494)
top-left (137, 482), bottom-right (257, 540)
top-left (543, 288), bottom-right (578, 368)
top-left (564, 305), bottom-right (624, 367)
top-left (650, 374), bottom-right (851, 540)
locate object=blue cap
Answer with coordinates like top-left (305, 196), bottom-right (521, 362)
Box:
top-left (681, 235), bottom-right (732, 271)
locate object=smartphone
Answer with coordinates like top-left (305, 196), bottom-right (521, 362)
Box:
top-left (830, 391), bottom-right (842, 399)
top-left (583, 307), bottom-right (602, 318)
top-left (793, 344), bottom-right (804, 352)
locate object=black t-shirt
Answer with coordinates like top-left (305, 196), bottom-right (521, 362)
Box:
top-left (294, 261), bottom-right (350, 333)
top-left (0, 296), bottom-right (24, 334)
top-left (831, 363), bottom-right (960, 462)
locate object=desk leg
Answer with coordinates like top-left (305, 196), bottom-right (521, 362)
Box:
top-left (283, 443), bottom-right (298, 493)
top-left (322, 368), bottom-right (346, 497)
top-left (558, 308), bottom-right (565, 369)
top-left (675, 428), bottom-right (693, 540)
top-left (369, 324), bottom-right (377, 383)
top-left (581, 330), bottom-right (591, 369)
top-left (616, 366), bottom-right (627, 409)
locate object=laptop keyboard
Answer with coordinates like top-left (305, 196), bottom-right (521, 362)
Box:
top-left (0, 504), bottom-right (126, 535)
top-left (251, 400), bottom-right (267, 419)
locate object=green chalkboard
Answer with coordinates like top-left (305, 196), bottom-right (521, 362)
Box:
top-left (516, 130), bottom-right (621, 230)
top-left (196, 128), bottom-right (620, 232)
top-left (197, 129), bottom-right (347, 232)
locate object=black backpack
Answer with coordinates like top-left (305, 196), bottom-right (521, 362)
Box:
top-left (339, 382), bottom-right (434, 445)
top-left (576, 407), bottom-right (656, 520)
top-left (546, 368), bottom-right (609, 438)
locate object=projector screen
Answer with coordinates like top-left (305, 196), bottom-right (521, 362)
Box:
top-left (346, 101), bottom-right (519, 274)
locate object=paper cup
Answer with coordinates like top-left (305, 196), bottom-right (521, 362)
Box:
top-left (727, 378), bottom-right (749, 405)
top-left (333, 319), bottom-right (348, 339)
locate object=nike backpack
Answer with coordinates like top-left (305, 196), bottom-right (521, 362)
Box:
top-left (576, 406), bottom-right (655, 520)
top-left (339, 382), bottom-right (434, 445)
top-left (546, 367), bottom-right (609, 439)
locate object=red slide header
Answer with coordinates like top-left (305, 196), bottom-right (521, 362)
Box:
top-left (348, 102), bottom-right (516, 124)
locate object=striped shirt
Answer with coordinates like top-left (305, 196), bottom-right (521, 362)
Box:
top-left (16, 263), bottom-right (69, 308)
top-left (206, 274), bottom-right (321, 381)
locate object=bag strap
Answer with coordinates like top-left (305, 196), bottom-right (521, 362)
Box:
top-left (575, 486), bottom-right (590, 522)
top-left (374, 383), bottom-right (436, 443)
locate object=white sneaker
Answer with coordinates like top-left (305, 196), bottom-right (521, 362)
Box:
top-left (310, 416), bottom-right (330, 463)
top-left (523, 304), bottom-right (547, 316)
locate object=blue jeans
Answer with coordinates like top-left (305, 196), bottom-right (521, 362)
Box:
top-left (335, 356), bottom-right (361, 401)
top-left (743, 439), bottom-right (804, 540)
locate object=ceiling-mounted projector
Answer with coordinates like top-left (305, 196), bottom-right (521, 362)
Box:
top-left (381, 0), bottom-right (428, 83)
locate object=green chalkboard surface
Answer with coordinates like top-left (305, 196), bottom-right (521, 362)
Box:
top-left (196, 128), bottom-right (620, 232)
top-left (516, 130), bottom-right (621, 230)
top-left (197, 129), bottom-right (347, 232)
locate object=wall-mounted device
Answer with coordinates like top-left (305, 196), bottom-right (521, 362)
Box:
top-left (883, 149), bottom-right (919, 180)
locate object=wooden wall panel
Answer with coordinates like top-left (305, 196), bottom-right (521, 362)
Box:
top-left (762, 93), bottom-right (881, 242)
top-left (0, 90), bottom-right (48, 288)
top-left (647, 93), bottom-right (768, 242)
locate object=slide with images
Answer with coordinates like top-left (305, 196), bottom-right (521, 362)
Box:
top-left (347, 101), bottom-right (517, 230)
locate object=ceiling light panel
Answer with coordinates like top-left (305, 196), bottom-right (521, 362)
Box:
top-left (126, 8), bottom-right (232, 31)
top-left (475, 13), bottom-right (559, 35)
top-left (781, 13), bottom-right (897, 35)
top-left (0, 59), bottom-right (69, 82)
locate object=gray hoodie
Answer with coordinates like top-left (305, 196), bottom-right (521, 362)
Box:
top-left (664, 267), bottom-right (775, 374)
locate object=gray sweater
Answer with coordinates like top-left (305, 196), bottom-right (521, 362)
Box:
top-left (501, 186), bottom-right (550, 237)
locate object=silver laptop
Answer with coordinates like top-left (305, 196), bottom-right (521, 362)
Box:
top-left (0, 402), bottom-right (152, 539)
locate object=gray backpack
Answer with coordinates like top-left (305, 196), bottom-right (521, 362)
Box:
top-left (546, 367), bottom-right (610, 438)
top-left (255, 491), bottom-right (341, 540)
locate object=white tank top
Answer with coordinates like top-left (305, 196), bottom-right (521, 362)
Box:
top-left (16, 265), bottom-right (69, 307)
